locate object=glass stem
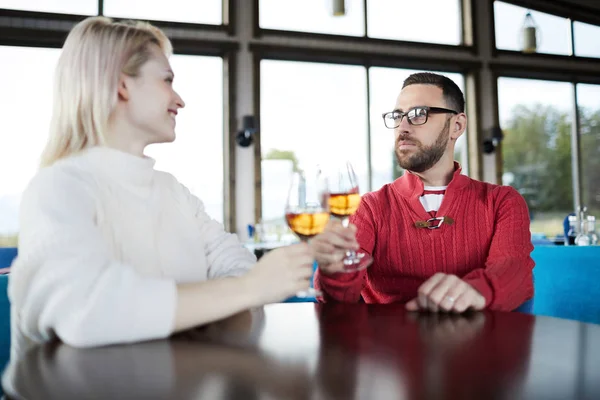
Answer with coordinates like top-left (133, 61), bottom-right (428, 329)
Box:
top-left (303, 238), bottom-right (317, 291)
top-left (341, 217), bottom-right (356, 260)
top-left (341, 217), bottom-right (350, 228)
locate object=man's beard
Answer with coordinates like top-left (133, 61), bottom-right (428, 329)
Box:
top-left (395, 118), bottom-right (451, 173)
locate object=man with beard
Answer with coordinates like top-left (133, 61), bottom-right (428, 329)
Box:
top-left (311, 72), bottom-right (534, 313)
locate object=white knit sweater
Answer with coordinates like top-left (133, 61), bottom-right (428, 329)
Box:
top-left (8, 147), bottom-right (255, 347)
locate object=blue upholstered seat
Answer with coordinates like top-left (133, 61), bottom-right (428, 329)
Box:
top-left (0, 248), bottom-right (13, 388)
top-left (530, 246), bottom-right (600, 324)
top-left (0, 247), bottom-right (17, 270)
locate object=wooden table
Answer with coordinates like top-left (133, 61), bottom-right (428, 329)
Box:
top-left (3, 303), bottom-right (599, 399)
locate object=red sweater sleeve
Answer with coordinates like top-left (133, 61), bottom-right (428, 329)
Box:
top-left (315, 196), bottom-right (377, 302)
top-left (462, 187), bottom-right (534, 311)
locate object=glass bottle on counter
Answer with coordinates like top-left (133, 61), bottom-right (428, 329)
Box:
top-left (575, 208), bottom-right (591, 246)
top-left (587, 216), bottom-right (598, 246)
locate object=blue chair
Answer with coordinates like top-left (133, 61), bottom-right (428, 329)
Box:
top-left (0, 275), bottom-right (10, 364)
top-left (0, 248), bottom-right (13, 387)
top-left (514, 298), bottom-right (534, 313)
top-left (0, 247), bottom-right (17, 270)
top-left (513, 273), bottom-right (535, 314)
top-left (530, 246), bottom-right (600, 324)
top-left (283, 295), bottom-right (317, 303)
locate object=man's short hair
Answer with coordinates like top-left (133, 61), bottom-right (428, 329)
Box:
top-left (402, 72), bottom-right (465, 113)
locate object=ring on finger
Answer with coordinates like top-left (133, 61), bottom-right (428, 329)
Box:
top-left (445, 296), bottom-right (456, 304)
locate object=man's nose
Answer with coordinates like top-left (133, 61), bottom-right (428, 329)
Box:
top-left (396, 115), bottom-right (411, 136)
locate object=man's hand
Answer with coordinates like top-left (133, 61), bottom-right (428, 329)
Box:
top-left (406, 273), bottom-right (486, 313)
top-left (310, 220), bottom-right (360, 275)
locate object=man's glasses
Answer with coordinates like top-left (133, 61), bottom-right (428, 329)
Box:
top-left (382, 106), bottom-right (458, 129)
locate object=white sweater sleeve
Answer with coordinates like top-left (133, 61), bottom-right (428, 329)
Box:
top-left (9, 168), bottom-right (177, 348)
top-left (178, 184), bottom-right (256, 279)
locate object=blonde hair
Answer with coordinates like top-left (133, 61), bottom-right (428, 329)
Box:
top-left (40, 16), bottom-right (172, 167)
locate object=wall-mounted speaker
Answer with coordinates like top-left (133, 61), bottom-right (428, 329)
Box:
top-left (236, 115), bottom-right (257, 148)
top-left (482, 126), bottom-right (504, 154)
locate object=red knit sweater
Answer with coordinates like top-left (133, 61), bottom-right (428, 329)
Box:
top-left (315, 165), bottom-right (534, 311)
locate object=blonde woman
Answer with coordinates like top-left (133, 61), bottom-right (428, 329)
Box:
top-left (9, 17), bottom-right (314, 348)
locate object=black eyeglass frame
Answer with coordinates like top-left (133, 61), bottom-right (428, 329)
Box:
top-left (381, 106), bottom-right (459, 129)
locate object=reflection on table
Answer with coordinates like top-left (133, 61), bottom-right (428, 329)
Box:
top-left (3, 304), bottom-right (600, 399)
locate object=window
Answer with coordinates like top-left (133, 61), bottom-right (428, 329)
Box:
top-left (0, 0), bottom-right (97, 15)
top-left (260, 60), bottom-right (368, 224)
top-left (367, 0), bottom-right (462, 45)
top-left (259, 0), bottom-right (365, 36)
top-left (0, 46), bottom-right (61, 247)
top-left (103, 0), bottom-right (222, 25)
top-left (576, 84), bottom-right (600, 217)
top-left (369, 68), bottom-right (467, 191)
top-left (573, 22), bottom-right (600, 58)
top-left (145, 55), bottom-right (225, 222)
top-left (498, 77), bottom-right (574, 238)
top-left (0, 49), bottom-right (225, 248)
top-left (494, 2), bottom-right (572, 56)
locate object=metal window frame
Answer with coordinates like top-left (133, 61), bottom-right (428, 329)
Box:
top-left (490, 0), bottom-right (600, 215)
top-left (250, 0), bottom-right (479, 224)
top-left (0, 4), bottom-right (239, 231)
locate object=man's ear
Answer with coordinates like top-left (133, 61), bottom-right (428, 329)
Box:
top-left (117, 74), bottom-right (130, 101)
top-left (451, 113), bottom-right (467, 141)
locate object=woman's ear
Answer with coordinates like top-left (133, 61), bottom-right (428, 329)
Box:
top-left (117, 74), bottom-right (130, 101)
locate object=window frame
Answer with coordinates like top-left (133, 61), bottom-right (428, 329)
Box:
top-left (253, 53), bottom-right (473, 221)
top-left (0, 4), bottom-right (238, 230)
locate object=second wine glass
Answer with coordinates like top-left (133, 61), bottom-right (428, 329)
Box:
top-left (327, 162), bottom-right (373, 272)
top-left (285, 169), bottom-right (329, 297)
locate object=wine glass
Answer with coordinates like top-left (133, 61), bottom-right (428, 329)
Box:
top-left (326, 162), bottom-right (373, 272)
top-left (285, 169), bottom-right (330, 298)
